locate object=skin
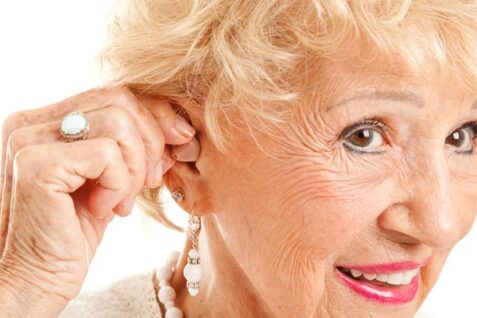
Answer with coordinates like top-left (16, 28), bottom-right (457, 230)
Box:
top-left (0, 48), bottom-right (475, 317)
top-left (165, 49), bottom-right (477, 318)
top-left (0, 87), bottom-right (195, 317)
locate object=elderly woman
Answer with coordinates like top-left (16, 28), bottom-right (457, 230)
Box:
top-left (0, 0), bottom-right (476, 317)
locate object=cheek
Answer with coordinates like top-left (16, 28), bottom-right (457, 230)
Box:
top-left (267, 155), bottom-right (400, 261)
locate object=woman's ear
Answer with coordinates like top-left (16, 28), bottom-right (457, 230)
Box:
top-left (163, 142), bottom-right (215, 217)
top-left (163, 97), bottom-right (214, 217)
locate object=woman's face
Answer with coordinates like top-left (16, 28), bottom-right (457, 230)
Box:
top-left (188, 51), bottom-right (477, 317)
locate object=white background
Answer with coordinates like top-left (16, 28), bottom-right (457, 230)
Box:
top-left (0, 2), bottom-right (475, 317)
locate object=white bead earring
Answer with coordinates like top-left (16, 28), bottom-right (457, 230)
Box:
top-left (183, 209), bottom-right (202, 296)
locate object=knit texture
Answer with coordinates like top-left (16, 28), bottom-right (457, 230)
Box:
top-left (58, 269), bottom-right (162, 318)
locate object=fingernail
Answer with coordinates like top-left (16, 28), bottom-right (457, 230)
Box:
top-left (174, 116), bottom-right (195, 139)
top-left (170, 137), bottom-right (200, 162)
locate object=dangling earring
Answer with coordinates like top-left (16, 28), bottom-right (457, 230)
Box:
top-left (183, 208), bottom-right (202, 296)
top-left (171, 188), bottom-right (185, 203)
top-left (170, 188), bottom-right (203, 296)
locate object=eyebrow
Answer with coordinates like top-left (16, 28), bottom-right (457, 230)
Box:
top-left (324, 90), bottom-right (425, 112)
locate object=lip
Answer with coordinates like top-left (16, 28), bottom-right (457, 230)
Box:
top-left (338, 256), bottom-right (431, 274)
top-left (335, 268), bottom-right (419, 305)
top-left (334, 257), bottom-right (430, 305)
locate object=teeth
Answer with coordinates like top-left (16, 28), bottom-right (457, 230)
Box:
top-left (363, 273), bottom-right (376, 280)
top-left (376, 273), bottom-right (389, 282)
top-left (402, 271), bottom-right (415, 285)
top-left (387, 272), bottom-right (404, 285)
top-left (350, 269), bottom-right (363, 278)
top-left (344, 268), bottom-right (420, 286)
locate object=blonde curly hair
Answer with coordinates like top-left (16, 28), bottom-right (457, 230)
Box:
top-left (97, 0), bottom-right (477, 230)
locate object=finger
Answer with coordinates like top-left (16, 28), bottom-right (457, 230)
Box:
top-left (1, 86), bottom-right (168, 188)
top-left (161, 145), bottom-right (176, 174)
top-left (139, 95), bottom-right (197, 174)
top-left (140, 96), bottom-right (196, 145)
top-left (71, 179), bottom-right (115, 257)
top-left (0, 87), bottom-right (153, 253)
top-left (14, 137), bottom-right (132, 220)
top-left (6, 138), bottom-right (131, 266)
top-left (0, 143), bottom-right (14, 254)
top-left (2, 106), bottom-right (146, 247)
top-left (139, 95), bottom-right (198, 174)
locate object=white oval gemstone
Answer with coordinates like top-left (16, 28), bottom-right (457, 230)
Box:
top-left (165, 300), bottom-right (175, 310)
top-left (183, 264), bottom-right (203, 282)
top-left (61, 113), bottom-right (87, 135)
top-left (156, 265), bottom-right (173, 281)
top-left (158, 286), bottom-right (176, 303)
top-left (165, 307), bottom-right (183, 318)
top-left (188, 249), bottom-right (199, 259)
top-left (188, 287), bottom-right (199, 296)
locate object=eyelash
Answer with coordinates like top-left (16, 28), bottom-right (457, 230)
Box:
top-left (339, 116), bottom-right (389, 155)
top-left (341, 116), bottom-right (389, 138)
top-left (340, 117), bottom-right (477, 155)
top-left (453, 120), bottom-right (477, 155)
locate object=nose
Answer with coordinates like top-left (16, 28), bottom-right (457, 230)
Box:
top-left (378, 150), bottom-right (465, 250)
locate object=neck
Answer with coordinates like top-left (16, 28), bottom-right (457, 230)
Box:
top-left (168, 215), bottom-right (275, 318)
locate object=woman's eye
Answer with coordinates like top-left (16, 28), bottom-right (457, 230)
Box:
top-left (343, 128), bottom-right (386, 152)
top-left (446, 125), bottom-right (476, 153)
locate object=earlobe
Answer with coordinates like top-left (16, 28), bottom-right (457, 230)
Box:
top-left (167, 184), bottom-right (211, 218)
top-left (163, 158), bottom-right (214, 217)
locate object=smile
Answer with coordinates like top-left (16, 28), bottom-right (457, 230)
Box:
top-left (340, 267), bottom-right (420, 286)
top-left (335, 258), bottom-right (430, 305)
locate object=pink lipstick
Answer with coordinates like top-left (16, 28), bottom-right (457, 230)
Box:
top-left (335, 258), bottom-right (430, 305)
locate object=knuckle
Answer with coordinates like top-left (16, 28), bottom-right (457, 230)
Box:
top-left (2, 111), bottom-right (25, 145)
top-left (110, 86), bottom-right (139, 110)
top-left (106, 85), bottom-right (131, 97)
top-left (125, 173), bottom-right (134, 191)
top-left (13, 144), bottom-right (39, 178)
top-left (146, 132), bottom-right (163, 155)
top-left (95, 137), bottom-right (122, 161)
top-left (107, 105), bottom-right (135, 130)
top-left (7, 127), bottom-right (29, 156)
top-left (152, 133), bottom-right (166, 158)
top-left (154, 100), bottom-right (175, 118)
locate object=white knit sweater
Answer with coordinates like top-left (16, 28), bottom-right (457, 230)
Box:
top-left (59, 269), bottom-right (163, 318)
top-left (58, 269), bottom-right (432, 318)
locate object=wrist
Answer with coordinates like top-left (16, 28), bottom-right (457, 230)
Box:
top-left (0, 261), bottom-right (68, 318)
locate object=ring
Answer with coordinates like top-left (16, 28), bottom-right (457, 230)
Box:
top-left (60, 111), bottom-right (90, 142)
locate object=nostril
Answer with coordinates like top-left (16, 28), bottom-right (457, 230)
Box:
top-left (382, 229), bottom-right (421, 245)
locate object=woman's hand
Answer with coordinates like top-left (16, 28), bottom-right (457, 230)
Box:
top-left (0, 87), bottom-right (196, 317)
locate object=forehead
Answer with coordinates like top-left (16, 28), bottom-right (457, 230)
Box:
top-left (310, 48), bottom-right (475, 112)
